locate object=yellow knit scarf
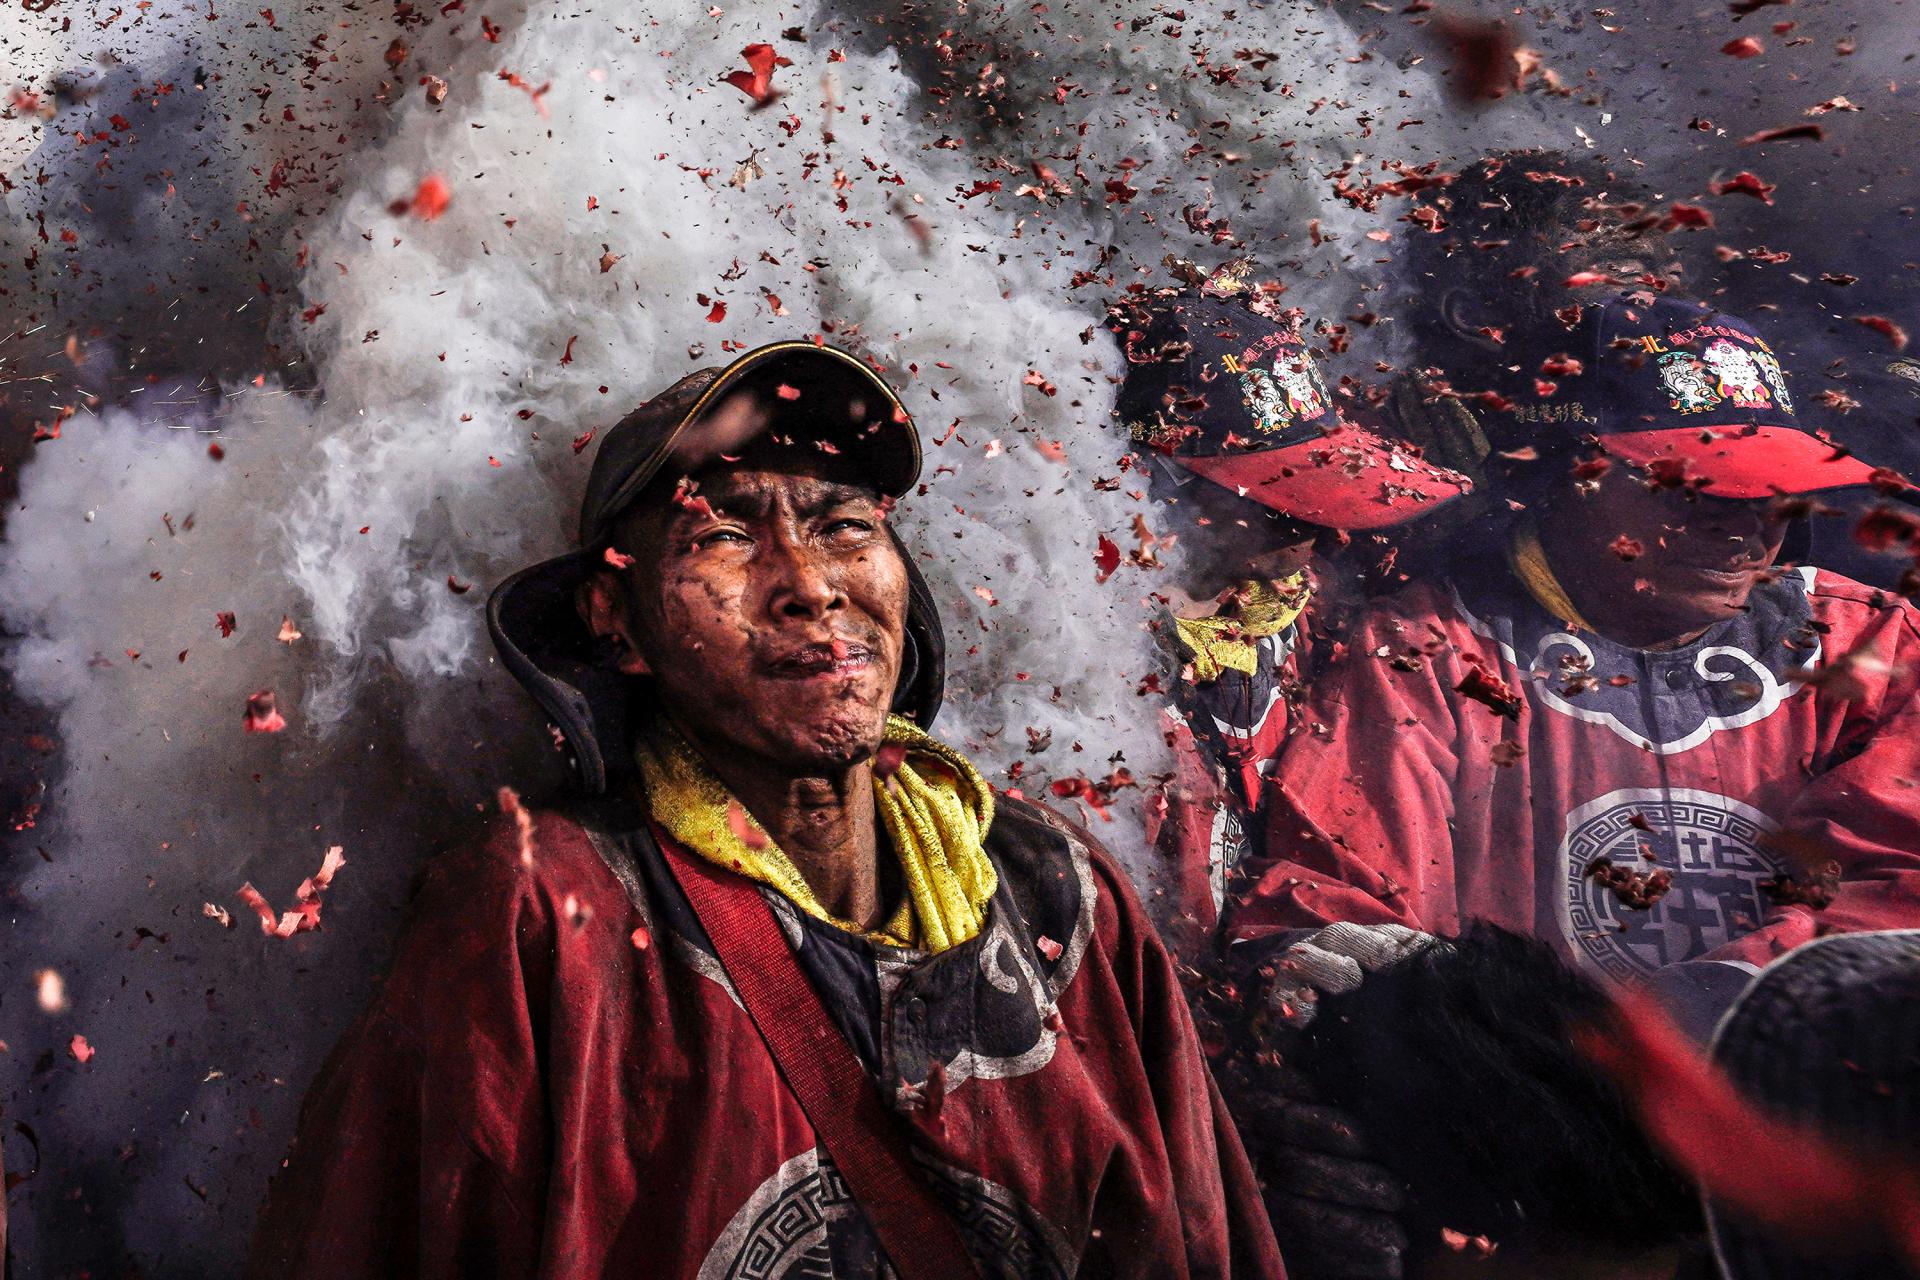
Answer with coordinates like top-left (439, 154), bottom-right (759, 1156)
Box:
top-left (1508, 518), bottom-right (1598, 632)
top-left (1173, 572), bottom-right (1311, 682)
top-left (634, 714), bottom-right (998, 953)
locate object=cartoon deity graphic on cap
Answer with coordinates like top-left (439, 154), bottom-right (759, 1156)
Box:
top-left (1657, 351), bottom-right (1721, 414)
top-left (1753, 349), bottom-right (1794, 415)
top-left (1701, 338), bottom-right (1773, 410)
top-left (1240, 367), bottom-right (1294, 435)
top-left (1272, 353), bottom-right (1328, 420)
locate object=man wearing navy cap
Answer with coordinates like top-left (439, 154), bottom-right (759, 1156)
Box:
top-left (1225, 292), bottom-right (1920, 1279)
top-left (1237, 292), bottom-right (1920, 976)
top-left (248, 342), bottom-right (1284, 1280)
top-left (1107, 284), bottom-right (1470, 950)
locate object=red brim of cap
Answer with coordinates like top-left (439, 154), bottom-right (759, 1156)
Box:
top-left (1171, 425), bottom-right (1472, 530)
top-left (1600, 425), bottom-right (1882, 498)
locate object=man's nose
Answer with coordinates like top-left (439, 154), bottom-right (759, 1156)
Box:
top-left (762, 535), bottom-right (844, 619)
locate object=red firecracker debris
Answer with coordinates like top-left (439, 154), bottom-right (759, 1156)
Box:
top-left (722, 43), bottom-right (792, 109)
top-left (1433, 14), bottom-right (1522, 104)
top-left (243, 690), bottom-right (286, 734)
top-left (1454, 654), bottom-right (1524, 719)
top-left (1584, 856), bottom-right (1674, 909)
top-left (1710, 171), bottom-right (1776, 203)
top-left (68, 1034), bottom-right (94, 1064)
top-left (1740, 123), bottom-right (1825, 146)
top-left (1094, 533), bottom-right (1122, 584)
top-left (873, 741), bottom-right (909, 780)
top-left (390, 173), bottom-right (451, 221)
top-left (727, 799), bottom-right (769, 850)
top-left (1853, 316), bottom-right (1910, 352)
top-left (1721, 36), bottom-right (1764, 57)
top-left (215, 611), bottom-right (238, 638)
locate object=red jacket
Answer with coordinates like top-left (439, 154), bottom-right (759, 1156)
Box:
top-left (1145, 583), bottom-right (1314, 948)
top-left (1230, 566), bottom-right (1920, 979)
top-left (248, 796), bottom-right (1284, 1279)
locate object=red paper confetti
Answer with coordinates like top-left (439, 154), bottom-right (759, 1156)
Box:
top-left (1454, 655), bottom-right (1524, 719)
top-left (1710, 171), bottom-right (1776, 203)
top-left (242, 690), bottom-right (286, 734)
top-left (1853, 315), bottom-right (1910, 352)
top-left (721, 43), bottom-right (793, 109)
top-left (727, 799), bottom-right (770, 850)
top-left (392, 173), bottom-right (451, 221)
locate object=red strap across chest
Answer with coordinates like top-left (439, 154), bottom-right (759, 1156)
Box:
top-left (652, 829), bottom-right (983, 1280)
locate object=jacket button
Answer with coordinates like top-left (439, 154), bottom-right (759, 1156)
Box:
top-left (1664, 668), bottom-right (1687, 690)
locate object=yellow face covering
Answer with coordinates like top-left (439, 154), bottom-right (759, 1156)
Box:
top-left (1173, 572), bottom-right (1311, 683)
top-left (633, 713), bottom-right (998, 953)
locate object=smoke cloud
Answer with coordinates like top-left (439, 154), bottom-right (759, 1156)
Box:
top-left (0, 0), bottom-right (1914, 1275)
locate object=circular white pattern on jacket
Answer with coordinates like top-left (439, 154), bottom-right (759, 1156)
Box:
top-left (1556, 787), bottom-right (1787, 983)
top-left (697, 1147), bottom-right (1075, 1280)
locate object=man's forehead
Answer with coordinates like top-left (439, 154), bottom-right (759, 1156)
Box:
top-left (693, 461), bottom-right (880, 510)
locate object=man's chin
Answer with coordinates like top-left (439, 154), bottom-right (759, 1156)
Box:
top-left (760, 696), bottom-right (892, 774)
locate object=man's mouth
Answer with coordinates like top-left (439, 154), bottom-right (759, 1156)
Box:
top-left (1681, 557), bottom-right (1768, 585)
top-left (767, 640), bottom-right (875, 680)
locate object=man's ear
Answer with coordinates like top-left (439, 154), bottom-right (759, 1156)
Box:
top-left (574, 570), bottom-right (652, 676)
top-left (1437, 286), bottom-right (1506, 354)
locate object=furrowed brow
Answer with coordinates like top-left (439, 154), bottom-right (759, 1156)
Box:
top-left (795, 481), bottom-right (880, 519)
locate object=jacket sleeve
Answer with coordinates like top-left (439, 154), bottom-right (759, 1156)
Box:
top-left (1701, 603), bottom-right (1920, 969)
top-left (1050, 808), bottom-right (1287, 1280)
top-left (1226, 601), bottom-right (1468, 947)
top-left (245, 819), bottom-right (559, 1280)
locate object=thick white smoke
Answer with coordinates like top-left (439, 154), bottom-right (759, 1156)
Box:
top-left (0, 0), bottom-right (1603, 1273)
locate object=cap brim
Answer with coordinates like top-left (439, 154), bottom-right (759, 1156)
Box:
top-left (1171, 425), bottom-right (1472, 530)
top-left (592, 341), bottom-right (920, 541)
top-left (1599, 425), bottom-right (1883, 498)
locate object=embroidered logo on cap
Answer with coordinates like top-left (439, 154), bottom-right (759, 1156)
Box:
top-left (1225, 334), bottom-right (1329, 437)
top-left (1701, 338), bottom-right (1773, 410)
top-left (1657, 351), bottom-right (1720, 414)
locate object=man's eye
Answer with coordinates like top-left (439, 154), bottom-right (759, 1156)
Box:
top-left (694, 528), bottom-right (751, 548)
top-left (825, 517), bottom-right (875, 536)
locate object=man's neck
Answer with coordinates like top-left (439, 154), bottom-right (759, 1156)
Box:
top-left (688, 732), bottom-right (890, 930)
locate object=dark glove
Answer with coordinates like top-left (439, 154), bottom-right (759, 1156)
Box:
top-left (1223, 1040), bottom-right (1410, 1279)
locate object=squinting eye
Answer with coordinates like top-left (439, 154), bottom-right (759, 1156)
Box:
top-left (825, 518), bottom-right (874, 536)
top-left (694, 528), bottom-right (751, 548)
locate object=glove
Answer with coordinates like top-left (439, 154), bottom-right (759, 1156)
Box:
top-left (1224, 1056), bottom-right (1409, 1280)
top-left (1265, 922), bottom-right (1439, 1030)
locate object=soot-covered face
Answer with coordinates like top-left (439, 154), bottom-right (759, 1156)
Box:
top-left (582, 442), bottom-right (908, 777)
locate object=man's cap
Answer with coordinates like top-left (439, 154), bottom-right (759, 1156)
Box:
top-left (486, 341), bottom-right (942, 797)
top-left (1109, 292), bottom-right (1471, 530)
top-left (578, 339), bottom-right (920, 546)
top-left (1708, 930), bottom-right (1920, 1280)
top-left (1504, 294), bottom-right (1892, 498)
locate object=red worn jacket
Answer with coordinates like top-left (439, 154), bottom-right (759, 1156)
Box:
top-left (1230, 565), bottom-right (1920, 980)
top-left (247, 795), bottom-right (1284, 1279)
top-left (1145, 580), bottom-right (1315, 949)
